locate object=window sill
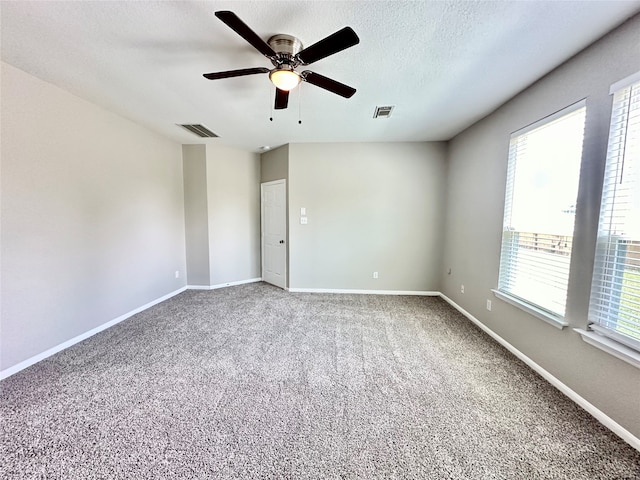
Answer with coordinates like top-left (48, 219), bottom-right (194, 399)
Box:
top-left (492, 289), bottom-right (568, 330)
top-left (574, 328), bottom-right (640, 370)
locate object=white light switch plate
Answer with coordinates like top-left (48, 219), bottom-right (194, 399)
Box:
top-left (300, 207), bottom-right (306, 215)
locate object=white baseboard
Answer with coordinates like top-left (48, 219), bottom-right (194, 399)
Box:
top-left (187, 277), bottom-right (262, 290)
top-left (439, 293), bottom-right (640, 452)
top-left (288, 288), bottom-right (440, 296)
top-left (0, 286), bottom-right (188, 380)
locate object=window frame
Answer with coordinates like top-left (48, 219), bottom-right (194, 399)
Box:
top-left (578, 71), bottom-right (640, 368)
top-left (496, 100), bottom-right (587, 328)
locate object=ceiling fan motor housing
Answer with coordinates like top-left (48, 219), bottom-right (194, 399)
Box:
top-left (268, 34), bottom-right (303, 69)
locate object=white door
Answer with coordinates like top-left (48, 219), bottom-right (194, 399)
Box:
top-left (261, 180), bottom-right (287, 289)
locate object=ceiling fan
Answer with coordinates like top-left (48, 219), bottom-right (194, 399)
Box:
top-left (203, 11), bottom-right (360, 110)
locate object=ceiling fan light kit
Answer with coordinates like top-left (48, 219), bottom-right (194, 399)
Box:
top-left (204, 10), bottom-right (359, 111)
top-left (269, 69), bottom-right (301, 91)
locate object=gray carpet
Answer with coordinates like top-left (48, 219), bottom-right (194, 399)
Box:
top-left (1, 282), bottom-right (639, 479)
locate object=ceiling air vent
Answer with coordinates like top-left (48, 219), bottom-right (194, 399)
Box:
top-left (178, 124), bottom-right (218, 138)
top-left (373, 106), bottom-right (394, 119)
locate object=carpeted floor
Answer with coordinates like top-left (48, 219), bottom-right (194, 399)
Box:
top-left (1, 282), bottom-right (639, 479)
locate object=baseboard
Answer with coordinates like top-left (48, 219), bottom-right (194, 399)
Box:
top-left (288, 288), bottom-right (440, 296)
top-left (439, 293), bottom-right (640, 452)
top-left (0, 286), bottom-right (188, 380)
top-left (187, 277), bottom-right (262, 290)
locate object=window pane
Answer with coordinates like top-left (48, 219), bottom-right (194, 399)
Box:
top-left (499, 104), bottom-right (586, 317)
top-left (589, 79), bottom-right (640, 350)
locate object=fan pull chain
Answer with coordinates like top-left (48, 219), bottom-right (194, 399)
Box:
top-left (269, 83), bottom-right (274, 122)
top-left (298, 84), bottom-right (302, 125)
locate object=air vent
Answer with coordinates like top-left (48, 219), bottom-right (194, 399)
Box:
top-left (178, 124), bottom-right (218, 138)
top-left (373, 106), bottom-right (394, 119)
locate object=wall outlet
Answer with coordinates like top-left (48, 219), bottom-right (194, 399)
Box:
top-left (373, 272), bottom-right (379, 279)
top-left (486, 299), bottom-right (492, 311)
top-left (175, 270), bottom-right (180, 279)
top-left (300, 216), bottom-right (308, 224)
top-left (461, 284), bottom-right (465, 294)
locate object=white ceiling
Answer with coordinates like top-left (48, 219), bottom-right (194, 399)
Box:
top-left (2, 1), bottom-right (639, 152)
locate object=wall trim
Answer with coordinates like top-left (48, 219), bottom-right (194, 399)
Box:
top-left (187, 277), bottom-right (262, 290)
top-left (288, 288), bottom-right (440, 296)
top-left (0, 286), bottom-right (188, 380)
top-left (439, 293), bottom-right (640, 452)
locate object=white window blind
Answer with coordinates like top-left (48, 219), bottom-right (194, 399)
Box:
top-left (498, 102), bottom-right (586, 317)
top-left (588, 77), bottom-right (640, 351)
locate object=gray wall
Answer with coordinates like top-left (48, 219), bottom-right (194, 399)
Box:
top-left (288, 142), bottom-right (447, 291)
top-left (206, 145), bottom-right (261, 285)
top-left (183, 145), bottom-right (211, 286)
top-left (260, 144), bottom-right (289, 184)
top-left (182, 144), bottom-right (261, 287)
top-left (1, 62), bottom-right (187, 371)
top-left (441, 16), bottom-right (640, 437)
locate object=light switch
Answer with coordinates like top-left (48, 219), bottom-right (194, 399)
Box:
top-left (300, 207), bottom-right (306, 215)
top-left (300, 217), bottom-right (308, 224)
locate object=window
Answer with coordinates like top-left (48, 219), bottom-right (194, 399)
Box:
top-left (497, 102), bottom-right (586, 322)
top-left (588, 75), bottom-right (640, 352)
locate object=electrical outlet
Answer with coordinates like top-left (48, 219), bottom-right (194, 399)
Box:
top-left (373, 272), bottom-right (379, 279)
top-left (461, 284), bottom-right (465, 294)
top-left (175, 270), bottom-right (180, 279)
top-left (486, 299), bottom-right (492, 311)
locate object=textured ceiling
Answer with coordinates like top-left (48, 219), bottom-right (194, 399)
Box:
top-left (2, 1), bottom-right (639, 152)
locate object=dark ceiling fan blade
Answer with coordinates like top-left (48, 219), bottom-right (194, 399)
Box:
top-left (301, 71), bottom-right (356, 98)
top-left (215, 11), bottom-right (277, 58)
top-left (296, 27), bottom-right (359, 65)
top-left (203, 67), bottom-right (270, 80)
top-left (274, 88), bottom-right (289, 110)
